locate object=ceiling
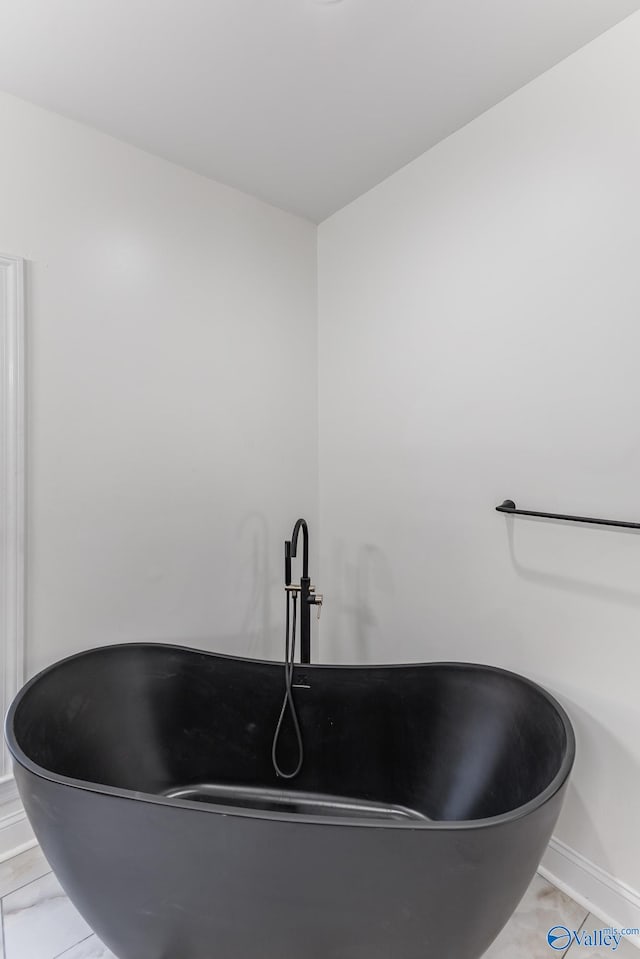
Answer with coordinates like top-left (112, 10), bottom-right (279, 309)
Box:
top-left (0, 0), bottom-right (638, 222)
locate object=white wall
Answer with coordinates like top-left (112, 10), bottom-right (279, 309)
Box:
top-left (0, 90), bottom-right (317, 677)
top-left (318, 11), bottom-right (640, 903)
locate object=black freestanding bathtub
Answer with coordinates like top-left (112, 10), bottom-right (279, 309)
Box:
top-left (6, 644), bottom-right (574, 959)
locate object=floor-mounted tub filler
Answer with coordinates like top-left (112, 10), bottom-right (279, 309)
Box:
top-left (5, 522), bottom-right (575, 959)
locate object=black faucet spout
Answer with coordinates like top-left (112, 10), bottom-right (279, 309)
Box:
top-left (284, 518), bottom-right (321, 665)
top-left (286, 518), bottom-right (309, 583)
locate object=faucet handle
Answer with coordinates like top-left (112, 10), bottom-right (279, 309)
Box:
top-left (313, 594), bottom-right (323, 620)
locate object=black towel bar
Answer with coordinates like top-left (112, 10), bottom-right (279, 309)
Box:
top-left (496, 499), bottom-right (640, 531)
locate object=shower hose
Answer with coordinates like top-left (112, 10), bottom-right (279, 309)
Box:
top-left (271, 589), bottom-right (304, 779)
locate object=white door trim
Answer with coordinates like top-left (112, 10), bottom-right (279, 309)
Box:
top-left (0, 253), bottom-right (27, 855)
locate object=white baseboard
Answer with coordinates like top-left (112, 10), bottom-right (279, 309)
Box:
top-left (541, 836), bottom-right (640, 950)
top-left (0, 777), bottom-right (34, 862)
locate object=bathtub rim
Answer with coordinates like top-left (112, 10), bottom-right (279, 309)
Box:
top-left (5, 641), bottom-right (575, 832)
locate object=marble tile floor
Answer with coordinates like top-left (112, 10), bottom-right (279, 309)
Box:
top-left (0, 845), bottom-right (637, 959)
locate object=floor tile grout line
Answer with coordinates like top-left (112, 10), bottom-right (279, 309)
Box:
top-left (563, 911), bottom-right (590, 955)
top-left (0, 868), bottom-right (53, 903)
top-left (52, 931), bottom-right (95, 959)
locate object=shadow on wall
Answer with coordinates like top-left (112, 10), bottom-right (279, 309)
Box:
top-left (324, 540), bottom-right (394, 663)
top-left (236, 511), bottom-right (279, 660)
top-left (132, 628), bottom-right (283, 663)
top-left (503, 515), bottom-right (640, 610)
top-left (79, 513), bottom-right (283, 666)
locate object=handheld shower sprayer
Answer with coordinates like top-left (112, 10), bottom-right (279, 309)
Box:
top-left (271, 518), bottom-right (322, 779)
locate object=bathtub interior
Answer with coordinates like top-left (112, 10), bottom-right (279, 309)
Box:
top-left (11, 645), bottom-right (569, 822)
